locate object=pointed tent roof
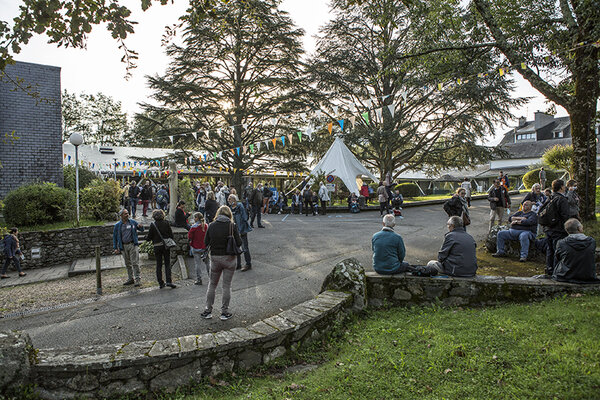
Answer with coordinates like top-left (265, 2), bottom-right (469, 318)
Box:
top-left (310, 136), bottom-right (378, 194)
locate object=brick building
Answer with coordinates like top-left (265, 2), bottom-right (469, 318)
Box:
top-left (0, 61), bottom-right (63, 198)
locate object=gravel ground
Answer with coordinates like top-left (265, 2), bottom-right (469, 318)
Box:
top-left (0, 263), bottom-right (183, 316)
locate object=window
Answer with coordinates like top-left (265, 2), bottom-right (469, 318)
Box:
top-left (554, 131), bottom-right (563, 138)
top-left (516, 133), bottom-right (535, 141)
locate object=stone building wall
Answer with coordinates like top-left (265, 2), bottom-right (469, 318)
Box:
top-left (0, 61), bottom-right (63, 198)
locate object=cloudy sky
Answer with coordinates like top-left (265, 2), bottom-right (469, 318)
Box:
top-left (1, 0), bottom-right (567, 145)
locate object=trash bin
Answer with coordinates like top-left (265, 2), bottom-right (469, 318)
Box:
top-left (359, 195), bottom-right (366, 209)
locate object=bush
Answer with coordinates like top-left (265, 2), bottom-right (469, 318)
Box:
top-left (178, 177), bottom-right (195, 212)
top-left (81, 179), bottom-right (121, 221)
top-left (4, 183), bottom-right (75, 226)
top-left (522, 168), bottom-right (559, 190)
top-left (63, 165), bottom-right (97, 191)
top-left (394, 182), bottom-right (421, 197)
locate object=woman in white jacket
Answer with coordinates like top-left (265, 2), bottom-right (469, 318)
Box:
top-left (318, 182), bottom-right (330, 215)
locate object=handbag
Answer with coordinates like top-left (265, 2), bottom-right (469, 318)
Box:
top-left (462, 212), bottom-right (471, 226)
top-left (226, 223), bottom-right (244, 256)
top-left (152, 222), bottom-right (177, 249)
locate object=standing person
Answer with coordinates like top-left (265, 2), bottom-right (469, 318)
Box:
top-left (249, 184), bottom-right (265, 228)
top-left (1, 228), bottom-right (26, 279)
top-left (498, 171), bottom-right (509, 189)
top-left (196, 185), bottom-right (207, 215)
top-left (151, 182), bottom-right (157, 210)
top-left (140, 181), bottom-right (153, 217)
top-left (200, 206), bottom-right (242, 321)
top-left (122, 181), bottom-right (131, 212)
top-left (377, 182), bottom-right (389, 216)
top-left (188, 212), bottom-right (209, 285)
top-left (262, 183), bottom-right (272, 214)
top-left (145, 209), bottom-right (176, 289)
top-left (204, 191), bottom-right (219, 223)
top-left (291, 190), bottom-right (303, 214)
top-left (174, 200), bottom-right (191, 230)
top-left (460, 178), bottom-right (472, 207)
top-left (243, 182), bottom-right (254, 214)
top-left (488, 179), bottom-right (511, 231)
top-left (565, 179), bottom-right (580, 219)
top-left (216, 185), bottom-right (230, 207)
top-left (229, 194), bottom-right (252, 271)
top-left (360, 182), bottom-right (370, 206)
top-left (311, 190), bottom-right (320, 215)
top-left (128, 181), bottom-right (141, 218)
top-left (539, 167), bottom-right (547, 189)
top-left (318, 182), bottom-right (330, 215)
top-left (113, 209), bottom-right (144, 286)
top-left (540, 179), bottom-right (570, 278)
top-left (156, 185), bottom-right (169, 211)
top-left (303, 187), bottom-right (314, 216)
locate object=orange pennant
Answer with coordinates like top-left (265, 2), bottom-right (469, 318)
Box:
top-left (271, 138), bottom-right (277, 148)
top-left (327, 122), bottom-right (333, 135)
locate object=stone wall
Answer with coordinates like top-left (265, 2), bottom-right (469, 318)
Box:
top-left (366, 272), bottom-right (600, 308)
top-left (4, 291), bottom-right (351, 399)
top-left (13, 225), bottom-right (190, 270)
top-left (0, 61), bottom-right (63, 199)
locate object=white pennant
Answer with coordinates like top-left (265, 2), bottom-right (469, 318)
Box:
top-left (387, 105), bottom-right (395, 118)
top-left (402, 90), bottom-right (408, 101)
top-left (306, 127), bottom-right (313, 140)
top-left (371, 97), bottom-right (378, 106)
top-left (271, 117), bottom-right (278, 125)
top-left (257, 141), bottom-right (262, 152)
top-left (382, 94), bottom-right (391, 101)
top-left (206, 130), bottom-right (210, 139)
top-left (364, 99), bottom-right (372, 108)
top-left (242, 123), bottom-right (248, 130)
top-left (349, 104), bottom-right (355, 113)
top-left (169, 136), bottom-right (174, 144)
top-left (300, 112), bottom-right (307, 120)
top-left (375, 107), bottom-right (383, 120)
top-left (192, 132), bottom-right (198, 140)
top-left (332, 105), bottom-right (339, 115)
top-left (349, 116), bottom-right (356, 127)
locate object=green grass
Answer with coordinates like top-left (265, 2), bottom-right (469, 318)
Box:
top-left (17, 219), bottom-right (108, 232)
top-left (173, 295), bottom-right (600, 400)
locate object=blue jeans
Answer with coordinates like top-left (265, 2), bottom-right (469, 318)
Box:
top-left (130, 198), bottom-right (138, 216)
top-left (497, 229), bottom-right (535, 259)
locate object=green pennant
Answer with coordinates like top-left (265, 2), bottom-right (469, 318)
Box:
top-left (250, 144), bottom-right (254, 153)
top-left (361, 111), bottom-right (369, 125)
top-left (213, 152), bottom-right (217, 160)
top-left (297, 131), bottom-right (302, 142)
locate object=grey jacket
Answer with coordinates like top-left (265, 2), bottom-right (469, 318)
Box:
top-left (438, 227), bottom-right (477, 277)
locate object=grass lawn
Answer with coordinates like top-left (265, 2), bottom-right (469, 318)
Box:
top-left (16, 218), bottom-right (108, 232)
top-left (173, 295), bottom-right (600, 400)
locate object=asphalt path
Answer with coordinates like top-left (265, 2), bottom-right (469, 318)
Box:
top-left (0, 199), bottom-right (496, 349)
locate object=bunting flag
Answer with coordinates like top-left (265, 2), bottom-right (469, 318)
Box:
top-left (213, 152), bottom-right (217, 160)
top-left (169, 136), bottom-right (174, 144)
top-left (250, 144), bottom-right (255, 153)
top-left (271, 117), bottom-right (278, 125)
top-left (271, 138), bottom-right (277, 148)
top-left (230, 148), bottom-right (235, 155)
top-left (242, 123), bottom-right (248, 130)
top-left (297, 131), bottom-right (302, 142)
top-left (257, 141), bottom-right (262, 152)
top-left (349, 116), bottom-right (356, 128)
top-left (243, 145), bottom-right (247, 153)
top-left (338, 119), bottom-right (344, 131)
top-left (437, 83), bottom-right (443, 90)
top-left (521, 62), bottom-right (527, 70)
top-left (300, 112), bottom-right (307, 120)
top-left (63, 153), bottom-right (67, 159)
top-left (281, 136), bottom-right (285, 147)
top-left (499, 68), bottom-right (505, 76)
top-left (306, 127), bottom-right (313, 140)
top-left (364, 99), bottom-right (372, 108)
top-left (236, 147), bottom-right (240, 156)
top-left (375, 107), bottom-right (383, 121)
top-left (288, 133), bottom-right (293, 144)
top-left (327, 122), bottom-right (333, 135)
top-left (387, 105), bottom-right (395, 118)
top-left (361, 111), bottom-right (369, 125)
top-left (401, 90), bottom-right (408, 102)
top-left (332, 105), bottom-right (339, 115)
top-left (192, 132), bottom-right (197, 140)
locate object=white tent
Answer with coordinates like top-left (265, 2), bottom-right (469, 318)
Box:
top-left (310, 136), bottom-right (379, 194)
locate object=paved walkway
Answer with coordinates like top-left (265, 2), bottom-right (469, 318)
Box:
top-left (0, 199), bottom-right (499, 349)
top-left (0, 262), bottom-right (70, 288)
top-left (69, 255), bottom-right (124, 277)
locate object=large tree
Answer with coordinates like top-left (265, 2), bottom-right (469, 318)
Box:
top-left (138, 0), bottom-right (312, 192)
top-left (471, 0), bottom-right (599, 220)
top-left (62, 90), bottom-right (130, 145)
top-left (308, 0), bottom-right (524, 180)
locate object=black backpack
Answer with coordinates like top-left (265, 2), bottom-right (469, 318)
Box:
top-left (538, 196), bottom-right (559, 227)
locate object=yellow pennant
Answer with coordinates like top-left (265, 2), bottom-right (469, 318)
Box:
top-left (521, 62), bottom-right (527, 70)
top-left (437, 83), bottom-right (442, 90)
top-left (499, 68), bottom-right (505, 76)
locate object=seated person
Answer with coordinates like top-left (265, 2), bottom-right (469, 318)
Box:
top-left (372, 214), bottom-right (409, 274)
top-left (427, 216), bottom-right (477, 277)
top-left (277, 192), bottom-right (288, 214)
top-left (552, 218), bottom-right (599, 283)
top-left (347, 193), bottom-right (358, 209)
top-left (174, 200), bottom-right (191, 230)
top-left (522, 184), bottom-right (545, 213)
top-left (493, 200), bottom-right (538, 262)
top-left (391, 190), bottom-right (404, 209)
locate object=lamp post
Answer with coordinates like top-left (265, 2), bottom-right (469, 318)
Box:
top-left (69, 133), bottom-right (84, 225)
top-left (113, 157), bottom-right (118, 180)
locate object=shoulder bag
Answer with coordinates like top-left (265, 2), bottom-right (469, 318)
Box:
top-left (226, 223), bottom-right (244, 255)
top-left (152, 222), bottom-right (177, 249)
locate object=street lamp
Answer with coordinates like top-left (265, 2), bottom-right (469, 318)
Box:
top-left (69, 133), bottom-right (84, 225)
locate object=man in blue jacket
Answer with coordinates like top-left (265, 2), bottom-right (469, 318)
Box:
top-left (372, 214), bottom-right (408, 274)
top-left (113, 209), bottom-right (144, 286)
top-left (493, 200), bottom-right (538, 262)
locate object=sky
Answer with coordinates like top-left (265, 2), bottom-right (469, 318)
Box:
top-left (0, 0), bottom-right (568, 146)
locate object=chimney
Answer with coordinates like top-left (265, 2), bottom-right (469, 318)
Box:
top-left (518, 116), bottom-right (527, 127)
top-left (534, 111), bottom-right (555, 130)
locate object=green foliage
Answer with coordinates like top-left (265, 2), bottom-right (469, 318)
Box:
top-left (80, 179), bottom-right (121, 221)
top-left (139, 240), bottom-right (154, 256)
top-left (178, 177), bottom-right (195, 212)
top-left (522, 168), bottom-right (559, 190)
top-left (542, 145), bottom-right (573, 178)
top-left (63, 164), bottom-right (97, 191)
top-left (4, 183), bottom-right (74, 226)
top-left (395, 182), bottom-right (421, 197)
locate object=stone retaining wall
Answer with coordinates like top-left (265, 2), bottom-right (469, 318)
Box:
top-left (366, 272), bottom-right (600, 308)
top-left (3, 291), bottom-right (351, 399)
top-left (12, 225), bottom-right (190, 270)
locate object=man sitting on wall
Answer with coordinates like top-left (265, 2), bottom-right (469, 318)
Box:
top-left (552, 218), bottom-right (599, 284)
top-left (372, 214), bottom-right (409, 275)
top-left (427, 216), bottom-right (477, 277)
top-left (493, 200), bottom-right (538, 262)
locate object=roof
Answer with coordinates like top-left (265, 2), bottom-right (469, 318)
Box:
top-left (474, 167), bottom-right (532, 179)
top-left (498, 137), bottom-right (572, 159)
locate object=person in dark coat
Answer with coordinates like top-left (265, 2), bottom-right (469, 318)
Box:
top-left (303, 187), bottom-right (315, 216)
top-left (140, 181), bottom-right (153, 217)
top-left (488, 179), bottom-right (511, 231)
top-left (128, 181), bottom-right (141, 218)
top-left (552, 218), bottom-right (599, 284)
top-left (204, 191), bottom-right (219, 224)
top-left (493, 200), bottom-right (538, 261)
top-left (428, 216), bottom-right (477, 277)
top-left (542, 179), bottom-right (570, 277)
top-left (229, 194), bottom-right (253, 271)
top-left (249, 184), bottom-right (265, 228)
top-left (145, 209), bottom-right (176, 288)
top-left (201, 206), bottom-right (242, 321)
top-left (174, 200), bottom-right (190, 230)
top-left (1, 227), bottom-right (26, 279)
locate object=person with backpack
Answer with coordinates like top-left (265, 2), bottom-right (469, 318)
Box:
top-left (1, 227), bottom-right (26, 279)
top-left (303, 187), bottom-right (315, 216)
top-left (539, 179), bottom-right (570, 278)
top-left (156, 185), bottom-right (169, 211)
top-left (488, 179), bottom-right (511, 231)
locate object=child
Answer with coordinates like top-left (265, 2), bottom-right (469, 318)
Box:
top-left (188, 213), bottom-right (209, 285)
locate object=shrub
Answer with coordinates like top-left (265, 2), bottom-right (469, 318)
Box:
top-left (522, 168), bottom-right (559, 190)
top-left (63, 165), bottom-right (97, 191)
top-left (394, 182), bottom-right (421, 197)
top-left (4, 183), bottom-right (75, 226)
top-left (178, 177), bottom-right (195, 212)
top-left (81, 179), bottom-right (121, 221)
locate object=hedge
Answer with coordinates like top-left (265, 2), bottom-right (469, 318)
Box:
top-left (522, 168), bottom-right (559, 190)
top-left (81, 179), bottom-right (121, 221)
top-left (394, 182), bottom-right (421, 197)
top-left (4, 183), bottom-right (75, 226)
